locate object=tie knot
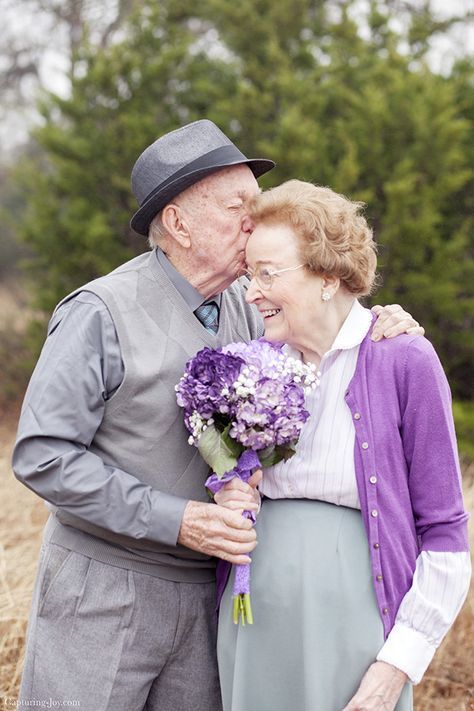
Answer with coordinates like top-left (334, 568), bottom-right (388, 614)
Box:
top-left (195, 301), bottom-right (219, 334)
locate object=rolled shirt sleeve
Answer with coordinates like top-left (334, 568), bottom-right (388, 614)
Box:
top-left (12, 292), bottom-right (189, 546)
top-left (377, 550), bottom-right (471, 683)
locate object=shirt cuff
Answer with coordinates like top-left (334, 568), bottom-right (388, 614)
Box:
top-left (148, 491), bottom-right (189, 546)
top-left (376, 623), bottom-right (437, 684)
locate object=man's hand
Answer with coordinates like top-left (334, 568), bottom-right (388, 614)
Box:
top-left (371, 304), bottom-right (424, 341)
top-left (214, 470), bottom-right (263, 513)
top-left (178, 500), bottom-right (257, 564)
top-left (341, 661), bottom-right (408, 711)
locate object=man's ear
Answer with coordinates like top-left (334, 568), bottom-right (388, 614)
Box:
top-left (161, 203), bottom-right (191, 249)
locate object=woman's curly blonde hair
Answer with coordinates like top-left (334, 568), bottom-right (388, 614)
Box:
top-left (247, 180), bottom-right (378, 296)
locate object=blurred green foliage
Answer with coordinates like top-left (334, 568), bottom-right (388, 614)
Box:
top-left (7, 0), bottom-right (474, 404)
top-left (453, 401), bottom-right (474, 461)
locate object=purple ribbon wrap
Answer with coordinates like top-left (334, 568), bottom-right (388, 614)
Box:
top-left (205, 449), bottom-right (260, 597)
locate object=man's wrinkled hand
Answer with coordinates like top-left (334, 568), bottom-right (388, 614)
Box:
top-left (178, 500), bottom-right (257, 564)
top-left (371, 304), bottom-right (424, 341)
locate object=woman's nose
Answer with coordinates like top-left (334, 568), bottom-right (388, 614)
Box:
top-left (245, 277), bottom-right (261, 304)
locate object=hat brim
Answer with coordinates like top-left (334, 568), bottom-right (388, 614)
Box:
top-left (130, 157), bottom-right (275, 236)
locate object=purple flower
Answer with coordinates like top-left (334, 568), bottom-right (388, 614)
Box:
top-left (176, 341), bottom-right (314, 450)
top-left (176, 348), bottom-right (244, 424)
top-left (227, 376), bottom-right (310, 450)
top-left (223, 339), bottom-right (285, 379)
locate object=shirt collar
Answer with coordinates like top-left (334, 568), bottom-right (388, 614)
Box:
top-left (329, 299), bottom-right (373, 353)
top-left (155, 248), bottom-right (222, 311)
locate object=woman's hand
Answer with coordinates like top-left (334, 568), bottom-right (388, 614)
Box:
top-left (214, 470), bottom-right (262, 514)
top-left (341, 661), bottom-right (408, 711)
top-left (371, 304), bottom-right (424, 341)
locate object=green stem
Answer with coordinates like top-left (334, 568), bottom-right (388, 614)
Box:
top-left (232, 594), bottom-right (254, 625)
top-left (232, 595), bottom-right (240, 624)
top-left (243, 593), bottom-right (253, 624)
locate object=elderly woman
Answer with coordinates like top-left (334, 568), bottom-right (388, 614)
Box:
top-left (215, 180), bottom-right (471, 711)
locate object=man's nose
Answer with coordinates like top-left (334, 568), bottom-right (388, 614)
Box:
top-left (241, 215), bottom-right (255, 234)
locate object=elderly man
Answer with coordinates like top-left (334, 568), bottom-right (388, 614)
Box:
top-left (13, 120), bottom-right (421, 711)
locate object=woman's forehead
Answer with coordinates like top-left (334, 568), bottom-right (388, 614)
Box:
top-left (247, 223), bottom-right (299, 261)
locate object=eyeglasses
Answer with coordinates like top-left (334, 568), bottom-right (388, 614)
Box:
top-left (245, 264), bottom-right (305, 290)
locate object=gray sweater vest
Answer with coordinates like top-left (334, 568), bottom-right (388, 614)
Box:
top-left (49, 250), bottom-right (263, 582)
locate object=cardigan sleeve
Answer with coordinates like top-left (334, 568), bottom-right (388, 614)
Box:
top-left (375, 337), bottom-right (471, 682)
top-left (398, 337), bottom-right (469, 552)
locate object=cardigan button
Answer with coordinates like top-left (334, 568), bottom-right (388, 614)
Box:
top-left (362, 442), bottom-right (369, 450)
top-left (354, 412), bottom-right (361, 420)
top-left (383, 608), bottom-right (389, 614)
top-left (376, 575), bottom-right (383, 582)
top-left (373, 542), bottom-right (380, 549)
top-left (369, 476), bottom-right (377, 484)
top-left (371, 509), bottom-right (378, 517)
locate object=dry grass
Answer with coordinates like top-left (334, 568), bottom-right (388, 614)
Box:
top-left (0, 410), bottom-right (49, 696)
top-left (414, 462), bottom-right (474, 711)
top-left (0, 414), bottom-right (473, 706)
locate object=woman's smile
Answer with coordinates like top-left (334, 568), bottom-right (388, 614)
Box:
top-left (260, 307), bottom-right (281, 319)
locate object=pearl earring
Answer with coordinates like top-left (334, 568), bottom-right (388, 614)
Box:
top-left (322, 292), bottom-right (331, 302)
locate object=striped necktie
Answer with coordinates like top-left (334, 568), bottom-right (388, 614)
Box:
top-left (194, 301), bottom-right (219, 334)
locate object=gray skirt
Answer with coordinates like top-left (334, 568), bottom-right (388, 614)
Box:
top-left (217, 499), bottom-right (413, 711)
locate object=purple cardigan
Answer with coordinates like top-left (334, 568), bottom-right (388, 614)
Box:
top-left (216, 326), bottom-right (470, 638)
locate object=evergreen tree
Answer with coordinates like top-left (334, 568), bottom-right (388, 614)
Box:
top-left (17, 0), bottom-right (473, 398)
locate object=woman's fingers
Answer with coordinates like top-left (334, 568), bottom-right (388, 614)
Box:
top-left (215, 475), bottom-right (261, 511)
top-left (214, 490), bottom-right (259, 510)
top-left (248, 469), bottom-right (263, 487)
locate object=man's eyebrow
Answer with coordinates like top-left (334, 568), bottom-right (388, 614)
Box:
top-left (239, 188), bottom-right (261, 199)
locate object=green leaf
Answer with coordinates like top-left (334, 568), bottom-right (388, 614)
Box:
top-left (10, 0), bottom-right (472, 404)
top-left (258, 443), bottom-right (297, 468)
top-left (198, 424), bottom-right (240, 476)
top-left (221, 423), bottom-right (243, 457)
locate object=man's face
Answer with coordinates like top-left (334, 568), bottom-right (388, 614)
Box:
top-left (177, 165), bottom-right (260, 291)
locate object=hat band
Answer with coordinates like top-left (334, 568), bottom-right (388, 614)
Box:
top-left (140, 144), bottom-right (248, 206)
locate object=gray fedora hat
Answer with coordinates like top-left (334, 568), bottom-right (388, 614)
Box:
top-left (130, 119), bottom-right (275, 236)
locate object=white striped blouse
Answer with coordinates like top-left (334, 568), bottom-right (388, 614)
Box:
top-left (259, 300), bottom-right (471, 683)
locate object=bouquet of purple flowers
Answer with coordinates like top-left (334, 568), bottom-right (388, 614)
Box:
top-left (176, 339), bottom-right (316, 624)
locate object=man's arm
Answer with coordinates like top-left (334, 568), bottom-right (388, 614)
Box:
top-left (371, 303), bottom-right (424, 340)
top-left (12, 293), bottom-right (256, 563)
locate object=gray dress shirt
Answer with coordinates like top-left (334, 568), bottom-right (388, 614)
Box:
top-left (13, 249), bottom-right (222, 542)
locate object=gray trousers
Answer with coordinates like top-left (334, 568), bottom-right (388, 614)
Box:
top-left (20, 542), bottom-right (223, 711)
